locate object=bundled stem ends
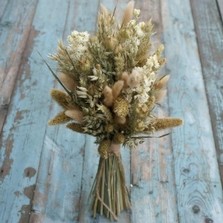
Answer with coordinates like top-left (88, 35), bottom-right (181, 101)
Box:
top-left (91, 144), bottom-right (130, 220)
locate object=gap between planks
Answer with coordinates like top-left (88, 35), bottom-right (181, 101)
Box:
top-left (190, 0), bottom-right (223, 186)
top-left (0, 0), bottom-right (39, 135)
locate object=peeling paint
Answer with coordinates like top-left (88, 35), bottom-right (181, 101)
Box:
top-left (32, 189), bottom-right (47, 207)
top-left (18, 204), bottom-right (31, 223)
top-left (14, 110), bottom-right (26, 123)
top-left (18, 184), bottom-right (36, 223)
top-left (29, 213), bottom-right (44, 223)
top-left (24, 167), bottom-right (36, 179)
top-left (14, 191), bottom-right (22, 197)
top-left (23, 184), bottom-right (36, 200)
top-left (0, 137), bottom-right (14, 181)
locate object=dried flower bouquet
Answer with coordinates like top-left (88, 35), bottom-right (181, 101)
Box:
top-left (47, 1), bottom-right (182, 221)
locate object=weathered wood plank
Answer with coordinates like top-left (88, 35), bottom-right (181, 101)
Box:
top-left (161, 0), bottom-right (223, 222)
top-left (30, 1), bottom-right (101, 222)
top-left (0, 0), bottom-right (72, 222)
top-left (130, 1), bottom-right (178, 223)
top-left (1, 1), bottom-right (222, 223)
top-left (0, 0), bottom-right (38, 134)
top-left (30, 132), bottom-right (87, 223)
top-left (190, 0), bottom-right (223, 184)
top-left (0, 0), bottom-right (8, 19)
top-left (216, 0), bottom-right (223, 20)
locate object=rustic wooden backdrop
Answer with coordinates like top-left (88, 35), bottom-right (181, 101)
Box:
top-left (0, 0), bottom-right (223, 222)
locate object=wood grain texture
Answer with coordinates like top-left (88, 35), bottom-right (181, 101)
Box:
top-left (1, 0), bottom-right (223, 222)
top-left (161, 0), bottom-right (223, 222)
top-left (0, 0), bottom-right (9, 19)
top-left (0, 0), bottom-right (38, 134)
top-left (190, 0), bottom-right (223, 184)
top-left (0, 0), bottom-right (72, 222)
top-left (130, 1), bottom-right (178, 223)
top-left (216, 0), bottom-right (223, 20)
top-left (31, 1), bottom-right (102, 222)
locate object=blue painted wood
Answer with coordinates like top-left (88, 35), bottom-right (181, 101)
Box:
top-left (0, 0), bottom-right (38, 133)
top-left (130, 1), bottom-right (178, 223)
top-left (216, 0), bottom-right (223, 20)
top-left (0, 0), bottom-right (223, 222)
top-left (190, 0), bottom-right (223, 183)
top-left (0, 0), bottom-right (8, 19)
top-left (30, 1), bottom-right (101, 222)
top-left (161, 0), bottom-right (223, 222)
top-left (0, 0), bottom-right (72, 222)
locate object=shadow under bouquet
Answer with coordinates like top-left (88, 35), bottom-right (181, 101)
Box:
top-left (47, 1), bottom-right (182, 221)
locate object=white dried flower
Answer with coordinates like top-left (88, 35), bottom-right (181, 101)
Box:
top-left (135, 24), bottom-right (144, 37)
top-left (129, 20), bottom-right (136, 26)
top-left (133, 9), bottom-right (141, 17)
top-left (152, 54), bottom-right (160, 69)
top-left (69, 31), bottom-right (89, 42)
top-left (127, 67), bottom-right (143, 88)
top-left (88, 75), bottom-right (99, 81)
top-left (67, 31), bottom-right (90, 58)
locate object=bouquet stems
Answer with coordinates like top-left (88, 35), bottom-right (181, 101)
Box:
top-left (91, 144), bottom-right (130, 220)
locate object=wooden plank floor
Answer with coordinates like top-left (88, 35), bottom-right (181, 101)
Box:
top-left (0, 0), bottom-right (223, 222)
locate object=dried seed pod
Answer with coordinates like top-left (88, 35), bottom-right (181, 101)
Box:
top-left (50, 89), bottom-right (70, 108)
top-left (48, 111), bottom-right (71, 125)
top-left (97, 104), bottom-right (113, 121)
top-left (136, 104), bottom-right (150, 118)
top-left (100, 4), bottom-right (109, 16)
top-left (98, 140), bottom-right (111, 159)
top-left (103, 86), bottom-right (114, 107)
top-left (113, 133), bottom-right (125, 144)
top-left (121, 71), bottom-right (129, 87)
top-left (127, 70), bottom-right (143, 88)
top-left (155, 89), bottom-right (167, 102)
top-left (115, 116), bottom-right (126, 125)
top-left (65, 109), bottom-right (83, 122)
top-left (66, 122), bottom-right (84, 133)
top-left (113, 97), bottom-right (129, 119)
top-left (147, 96), bottom-right (156, 111)
top-left (105, 36), bottom-right (117, 51)
top-left (59, 73), bottom-right (77, 91)
top-left (135, 120), bottom-right (145, 132)
top-left (150, 118), bottom-right (183, 131)
top-left (122, 1), bottom-right (135, 26)
top-left (105, 124), bottom-right (114, 133)
top-left (112, 80), bottom-right (124, 99)
top-left (154, 75), bottom-right (170, 90)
